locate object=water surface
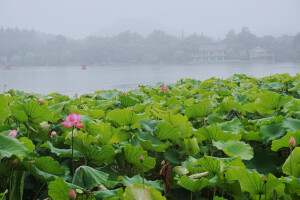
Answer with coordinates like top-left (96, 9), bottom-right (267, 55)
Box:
top-left (1, 63), bottom-right (299, 96)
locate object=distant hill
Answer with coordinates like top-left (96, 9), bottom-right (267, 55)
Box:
top-left (93, 19), bottom-right (181, 37)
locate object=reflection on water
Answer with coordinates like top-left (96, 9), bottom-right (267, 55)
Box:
top-left (0, 63), bottom-right (299, 96)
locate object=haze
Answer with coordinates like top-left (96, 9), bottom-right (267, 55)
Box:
top-left (0, 0), bottom-right (299, 39)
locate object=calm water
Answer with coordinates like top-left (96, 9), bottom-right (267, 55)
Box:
top-left (0, 63), bottom-right (299, 96)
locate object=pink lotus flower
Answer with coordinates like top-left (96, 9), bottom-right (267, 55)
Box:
top-left (69, 189), bottom-right (76, 200)
top-left (13, 158), bottom-right (18, 164)
top-left (51, 131), bottom-right (57, 137)
top-left (263, 176), bottom-right (267, 183)
top-left (38, 99), bottom-right (43, 105)
top-left (289, 136), bottom-right (296, 148)
top-left (122, 91), bottom-right (126, 95)
top-left (61, 113), bottom-right (85, 129)
top-left (161, 86), bottom-right (167, 93)
top-left (8, 129), bottom-right (17, 137)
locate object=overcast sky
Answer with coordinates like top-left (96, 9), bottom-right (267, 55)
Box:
top-left (0, 0), bottom-right (299, 39)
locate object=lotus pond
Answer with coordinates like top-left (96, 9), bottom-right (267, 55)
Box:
top-left (0, 73), bottom-right (300, 200)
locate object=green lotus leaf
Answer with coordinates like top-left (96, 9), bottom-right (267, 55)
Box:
top-left (94, 188), bottom-right (123, 199)
top-left (184, 138), bottom-right (200, 156)
top-left (218, 118), bottom-right (244, 134)
top-left (41, 141), bottom-right (80, 158)
top-left (185, 99), bottom-right (213, 118)
top-left (177, 175), bottom-right (210, 192)
top-left (48, 177), bottom-right (70, 200)
top-left (107, 108), bottom-right (149, 127)
top-left (97, 91), bottom-right (120, 100)
top-left (255, 90), bottom-right (291, 114)
top-left (48, 101), bottom-right (67, 111)
top-left (89, 109), bottom-right (105, 119)
top-left (193, 156), bottom-right (221, 175)
top-left (124, 144), bottom-right (155, 172)
top-left (211, 156), bottom-right (245, 168)
top-left (140, 118), bottom-right (160, 133)
top-left (0, 94), bottom-right (9, 109)
top-left (18, 137), bottom-right (35, 154)
top-left (282, 176), bottom-right (300, 196)
top-left (160, 113), bottom-right (192, 137)
top-left (120, 95), bottom-right (139, 107)
top-left (196, 124), bottom-right (241, 142)
top-left (122, 174), bottom-right (164, 191)
top-left (155, 121), bottom-right (180, 141)
top-left (24, 156), bottom-right (65, 182)
top-left (21, 101), bottom-right (52, 123)
top-left (282, 147), bottom-right (300, 177)
top-left (163, 148), bottom-right (180, 165)
top-left (260, 122), bottom-right (285, 143)
top-left (282, 118), bottom-right (300, 132)
top-left (241, 130), bottom-right (262, 142)
top-left (137, 130), bottom-right (166, 152)
top-left (123, 183), bottom-right (166, 200)
top-left (92, 145), bottom-right (116, 166)
top-left (226, 167), bottom-right (282, 197)
top-left (0, 108), bottom-right (10, 124)
top-left (0, 134), bottom-right (28, 160)
top-left (72, 131), bottom-right (97, 147)
top-left (72, 166), bottom-right (109, 190)
top-left (109, 130), bottom-right (131, 143)
top-left (218, 97), bottom-right (243, 114)
top-left (244, 149), bottom-right (278, 174)
top-left (212, 140), bottom-right (253, 160)
top-left (271, 130), bottom-right (300, 151)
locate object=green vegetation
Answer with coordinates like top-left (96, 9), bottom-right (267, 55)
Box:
top-left (0, 27), bottom-right (300, 65)
top-left (0, 73), bottom-right (300, 199)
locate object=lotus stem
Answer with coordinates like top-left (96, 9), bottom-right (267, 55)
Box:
top-left (213, 187), bottom-right (216, 197)
top-left (190, 191), bottom-right (192, 200)
top-left (290, 148), bottom-right (293, 176)
top-left (142, 163), bottom-right (144, 186)
top-left (71, 126), bottom-right (74, 175)
top-left (265, 183), bottom-right (267, 200)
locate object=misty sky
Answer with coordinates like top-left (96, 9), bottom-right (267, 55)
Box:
top-left (0, 0), bottom-right (299, 39)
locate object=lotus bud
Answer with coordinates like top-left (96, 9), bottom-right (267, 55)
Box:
top-left (13, 158), bottom-right (18, 164)
top-left (139, 154), bottom-right (144, 163)
top-left (51, 131), bottom-right (57, 137)
top-left (122, 91), bottom-right (126, 95)
top-left (263, 176), bottom-right (267, 183)
top-left (69, 189), bottom-right (76, 200)
top-left (161, 160), bottom-right (165, 165)
top-left (8, 129), bottom-right (17, 137)
top-left (204, 117), bottom-right (208, 121)
top-left (38, 99), bottom-right (43, 105)
top-left (150, 117), bottom-right (154, 120)
top-left (289, 136), bottom-right (296, 148)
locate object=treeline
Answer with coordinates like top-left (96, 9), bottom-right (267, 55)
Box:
top-left (0, 27), bottom-right (299, 65)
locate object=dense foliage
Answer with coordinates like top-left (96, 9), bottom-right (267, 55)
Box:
top-left (0, 27), bottom-right (300, 65)
top-left (0, 73), bottom-right (300, 200)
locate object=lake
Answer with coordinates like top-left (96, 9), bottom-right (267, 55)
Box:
top-left (1, 63), bottom-right (299, 96)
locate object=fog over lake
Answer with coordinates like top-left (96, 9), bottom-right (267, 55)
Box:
top-left (1, 63), bottom-right (299, 96)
